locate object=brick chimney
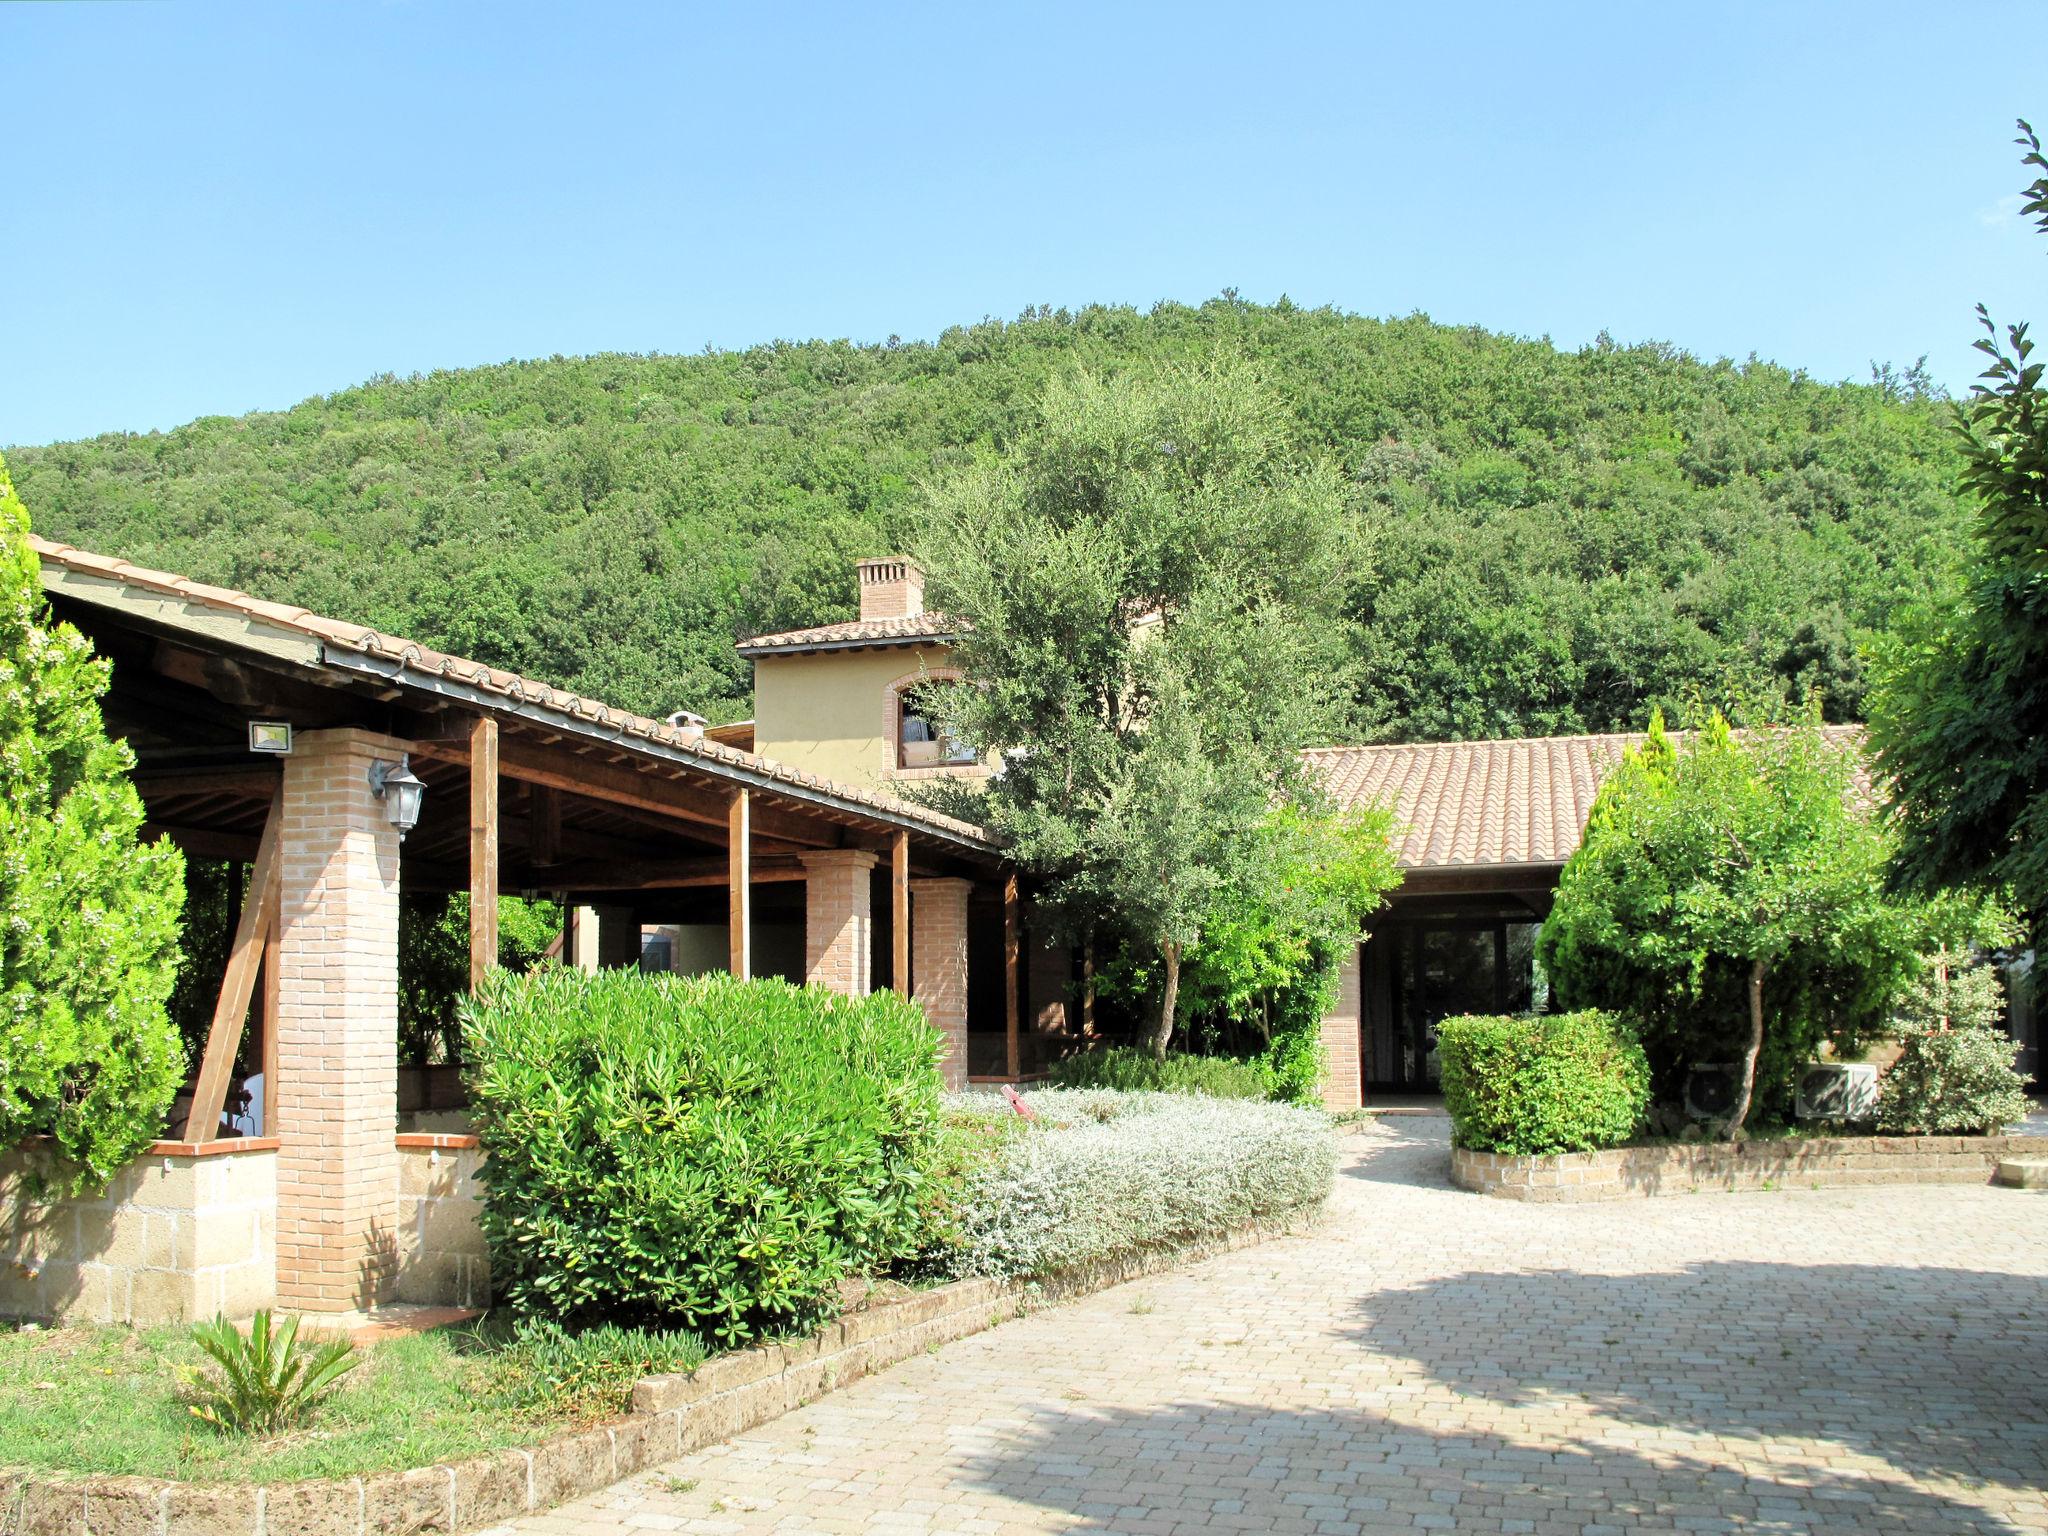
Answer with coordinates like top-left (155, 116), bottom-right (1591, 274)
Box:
top-left (857, 557), bottom-right (925, 621)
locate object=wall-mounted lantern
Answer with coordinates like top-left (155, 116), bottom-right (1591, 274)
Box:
top-left (368, 755), bottom-right (426, 841)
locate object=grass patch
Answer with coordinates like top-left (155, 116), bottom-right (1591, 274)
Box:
top-left (0, 1316), bottom-right (708, 1484)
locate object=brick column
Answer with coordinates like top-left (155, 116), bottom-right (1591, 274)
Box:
top-left (274, 728), bottom-right (409, 1312)
top-left (800, 851), bottom-right (878, 994)
top-left (911, 878), bottom-right (971, 1089)
top-left (1319, 942), bottom-right (1364, 1111)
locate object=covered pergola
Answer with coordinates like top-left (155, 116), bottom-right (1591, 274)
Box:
top-left (31, 537), bottom-right (1024, 1316)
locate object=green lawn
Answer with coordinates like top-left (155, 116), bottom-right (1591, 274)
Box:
top-left (0, 1320), bottom-right (692, 1484)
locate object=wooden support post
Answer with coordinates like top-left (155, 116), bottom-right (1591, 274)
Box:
top-left (529, 784), bottom-right (561, 867)
top-left (1082, 940), bottom-right (1097, 1037)
top-left (1004, 872), bottom-right (1021, 1079)
top-left (727, 788), bottom-right (751, 980)
top-left (470, 716), bottom-right (499, 989)
top-left (181, 790), bottom-right (283, 1141)
top-left (259, 870), bottom-right (280, 1133)
top-left (891, 831), bottom-right (911, 994)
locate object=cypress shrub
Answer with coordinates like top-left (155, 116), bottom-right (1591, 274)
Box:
top-left (462, 968), bottom-right (947, 1344)
top-left (0, 457), bottom-right (186, 1193)
top-left (1437, 1011), bottom-right (1650, 1155)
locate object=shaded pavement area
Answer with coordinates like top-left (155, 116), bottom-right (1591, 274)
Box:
top-left (506, 1117), bottom-right (2048, 1535)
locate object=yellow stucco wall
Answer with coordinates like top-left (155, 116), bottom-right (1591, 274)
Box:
top-left (753, 643), bottom-right (966, 789)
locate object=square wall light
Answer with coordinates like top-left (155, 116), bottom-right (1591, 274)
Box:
top-left (248, 720), bottom-right (293, 754)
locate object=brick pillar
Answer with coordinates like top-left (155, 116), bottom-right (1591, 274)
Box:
top-left (274, 728), bottom-right (408, 1312)
top-left (800, 851), bottom-right (878, 994)
top-left (1319, 942), bottom-right (1364, 1111)
top-left (911, 878), bottom-right (971, 1089)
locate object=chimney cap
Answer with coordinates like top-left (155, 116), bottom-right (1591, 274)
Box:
top-left (856, 556), bottom-right (925, 620)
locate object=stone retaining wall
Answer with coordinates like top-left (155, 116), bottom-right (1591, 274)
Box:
top-left (393, 1136), bottom-right (488, 1309)
top-left (0, 1140), bottom-right (277, 1325)
top-left (0, 1211), bottom-right (1320, 1536)
top-left (1452, 1132), bottom-right (2048, 1202)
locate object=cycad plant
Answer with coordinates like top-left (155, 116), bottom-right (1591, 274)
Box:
top-left (184, 1311), bottom-right (358, 1434)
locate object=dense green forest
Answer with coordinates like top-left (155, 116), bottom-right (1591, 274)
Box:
top-left (9, 297), bottom-right (1967, 741)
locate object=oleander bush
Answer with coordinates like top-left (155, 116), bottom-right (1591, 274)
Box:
top-left (1876, 1022), bottom-right (2032, 1135)
top-left (935, 1088), bottom-right (1335, 1279)
top-left (1437, 1011), bottom-right (1651, 1155)
top-left (463, 968), bottom-right (947, 1345)
top-left (1044, 1046), bottom-right (1274, 1100)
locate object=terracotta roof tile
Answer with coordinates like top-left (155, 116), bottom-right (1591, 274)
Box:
top-left (1304, 727), bottom-right (1867, 870)
top-left (30, 536), bottom-right (998, 851)
top-left (737, 613), bottom-right (959, 655)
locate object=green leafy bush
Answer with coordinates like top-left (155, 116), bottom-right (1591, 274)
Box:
top-left (1437, 1011), bottom-right (1651, 1155)
top-left (1890, 957), bottom-right (2009, 1036)
top-left (935, 1088), bottom-right (1334, 1279)
top-left (182, 1312), bottom-right (357, 1435)
top-left (475, 1318), bottom-right (707, 1422)
top-left (1045, 1047), bottom-right (1273, 1099)
top-left (1876, 1024), bottom-right (2032, 1135)
top-left (0, 458), bottom-right (186, 1192)
top-left (462, 968), bottom-right (947, 1344)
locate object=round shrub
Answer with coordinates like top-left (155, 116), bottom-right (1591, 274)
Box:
top-left (462, 968), bottom-right (947, 1345)
top-left (1437, 1011), bottom-right (1650, 1155)
top-left (1876, 1024), bottom-right (2031, 1135)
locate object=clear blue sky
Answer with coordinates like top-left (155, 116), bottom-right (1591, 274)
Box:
top-left (4, 2), bottom-right (2044, 447)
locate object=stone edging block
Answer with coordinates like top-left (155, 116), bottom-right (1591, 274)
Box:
top-left (0, 1210), bottom-right (1320, 1536)
top-left (1450, 1133), bottom-right (2048, 1202)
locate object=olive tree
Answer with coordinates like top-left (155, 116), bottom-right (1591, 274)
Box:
top-left (914, 362), bottom-right (1364, 1058)
top-left (0, 455), bottom-right (187, 1190)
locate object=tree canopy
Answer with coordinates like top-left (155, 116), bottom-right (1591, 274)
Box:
top-left (913, 362), bottom-right (1387, 1057)
top-left (1538, 713), bottom-right (1948, 1138)
top-left (1868, 120), bottom-right (2048, 955)
top-left (8, 298), bottom-right (1969, 742)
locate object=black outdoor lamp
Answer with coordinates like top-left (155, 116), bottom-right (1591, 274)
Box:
top-left (368, 755), bottom-right (427, 841)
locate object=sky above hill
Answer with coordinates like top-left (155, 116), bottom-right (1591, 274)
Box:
top-left (4, 1), bottom-right (2044, 447)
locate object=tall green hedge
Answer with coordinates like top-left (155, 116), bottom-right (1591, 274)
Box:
top-left (0, 456), bottom-right (186, 1192)
top-left (462, 969), bottom-right (947, 1344)
top-left (1437, 1011), bottom-right (1650, 1155)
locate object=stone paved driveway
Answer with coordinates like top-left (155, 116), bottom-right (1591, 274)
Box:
top-left (514, 1118), bottom-right (2048, 1536)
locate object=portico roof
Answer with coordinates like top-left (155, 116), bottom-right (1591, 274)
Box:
top-left (32, 535), bottom-right (1002, 863)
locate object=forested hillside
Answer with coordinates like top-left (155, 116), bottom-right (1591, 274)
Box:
top-left (8, 298), bottom-right (1966, 740)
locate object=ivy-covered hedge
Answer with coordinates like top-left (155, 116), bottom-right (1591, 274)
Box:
top-left (1044, 1047), bottom-right (1274, 1100)
top-left (462, 969), bottom-right (946, 1345)
top-left (1437, 1011), bottom-right (1650, 1155)
top-left (933, 1088), bottom-right (1335, 1279)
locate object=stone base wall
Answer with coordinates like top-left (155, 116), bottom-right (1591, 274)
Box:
top-left (394, 1136), bottom-right (489, 1309)
top-left (0, 1141), bottom-right (277, 1325)
top-left (1452, 1132), bottom-right (2048, 1202)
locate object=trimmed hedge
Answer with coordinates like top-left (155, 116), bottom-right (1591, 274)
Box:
top-left (935, 1088), bottom-right (1335, 1279)
top-left (1437, 1011), bottom-right (1650, 1155)
top-left (462, 968), bottom-right (946, 1345)
top-left (1044, 1046), bottom-right (1273, 1100)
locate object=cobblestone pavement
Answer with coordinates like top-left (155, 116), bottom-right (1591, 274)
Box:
top-left (511, 1118), bottom-right (2048, 1536)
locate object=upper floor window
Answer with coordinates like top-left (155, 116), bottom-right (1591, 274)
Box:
top-left (898, 684), bottom-right (978, 769)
